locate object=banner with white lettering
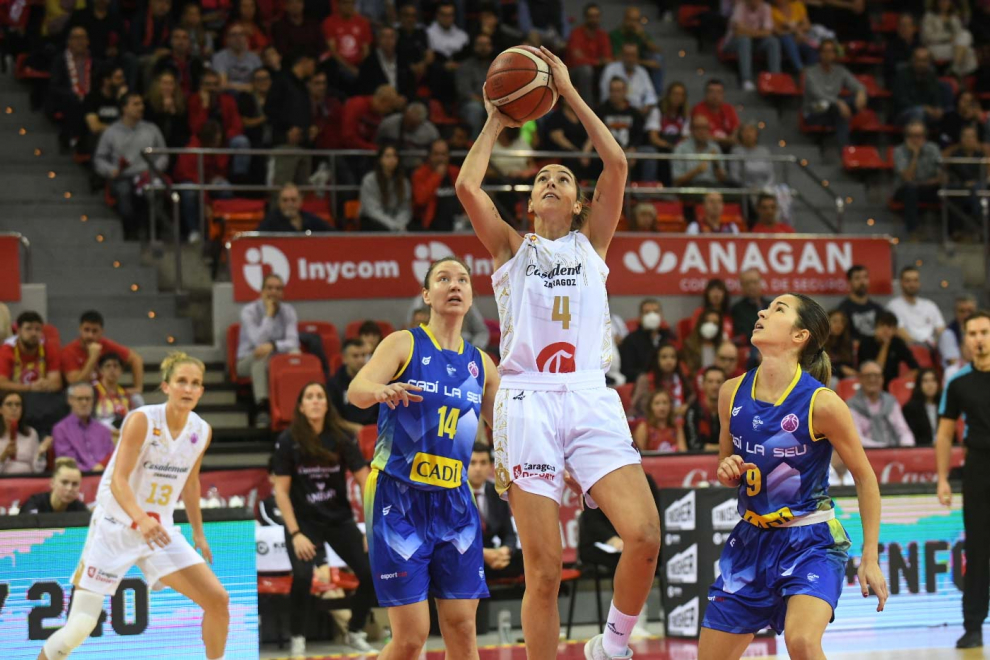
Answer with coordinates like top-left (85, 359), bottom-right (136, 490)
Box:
top-left (228, 234), bottom-right (894, 302)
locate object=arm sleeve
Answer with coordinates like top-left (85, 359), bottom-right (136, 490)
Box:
top-left (640, 70), bottom-right (658, 107)
top-left (938, 328), bottom-right (961, 364)
top-left (93, 131), bottom-right (117, 177)
top-left (240, 304), bottom-right (275, 348)
top-left (276, 305), bottom-right (300, 353)
top-left (939, 377), bottom-right (960, 419)
top-left (411, 167), bottom-right (443, 207)
top-left (892, 145), bottom-right (911, 176)
top-left (842, 68), bottom-right (865, 95)
top-left (151, 126), bottom-right (169, 172)
top-left (849, 408), bottom-right (880, 447)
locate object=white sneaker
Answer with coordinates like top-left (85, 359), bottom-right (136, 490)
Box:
top-left (290, 635), bottom-right (306, 658)
top-left (630, 624), bottom-right (652, 639)
top-left (742, 81), bottom-right (756, 92)
top-left (584, 633), bottom-right (633, 659)
top-left (346, 630), bottom-right (374, 653)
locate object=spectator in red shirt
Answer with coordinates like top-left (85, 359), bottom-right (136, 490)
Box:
top-left (188, 69), bottom-right (252, 179)
top-left (61, 310), bottom-right (144, 394)
top-left (411, 138), bottom-right (462, 230)
top-left (175, 120), bottom-right (232, 242)
top-left (691, 79), bottom-right (740, 150)
top-left (321, 0), bottom-right (372, 92)
top-left (566, 2), bottom-right (613, 102)
top-left (749, 192), bottom-right (794, 233)
top-left (0, 312), bottom-right (63, 395)
top-left (340, 84), bottom-right (404, 151)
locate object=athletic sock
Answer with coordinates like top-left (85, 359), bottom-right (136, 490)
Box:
top-left (207, 655), bottom-right (225, 660)
top-left (602, 600), bottom-right (637, 656)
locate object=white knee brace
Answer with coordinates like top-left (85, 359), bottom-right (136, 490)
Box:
top-left (42, 590), bottom-right (104, 659)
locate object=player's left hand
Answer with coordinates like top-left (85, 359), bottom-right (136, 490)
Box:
top-left (194, 533), bottom-right (213, 564)
top-left (858, 558), bottom-right (887, 612)
top-left (534, 46), bottom-right (576, 100)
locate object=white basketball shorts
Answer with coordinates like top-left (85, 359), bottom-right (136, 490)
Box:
top-left (492, 370), bottom-right (641, 506)
top-left (72, 506), bottom-right (205, 595)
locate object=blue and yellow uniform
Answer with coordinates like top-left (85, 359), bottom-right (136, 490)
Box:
top-left (364, 325), bottom-right (489, 607)
top-left (702, 366), bottom-right (852, 635)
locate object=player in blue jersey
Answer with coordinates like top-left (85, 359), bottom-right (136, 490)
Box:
top-left (349, 256), bottom-right (499, 660)
top-left (699, 293), bottom-right (888, 660)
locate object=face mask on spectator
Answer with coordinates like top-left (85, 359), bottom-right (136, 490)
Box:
top-left (700, 322), bottom-right (719, 340)
top-left (641, 312), bottom-right (662, 331)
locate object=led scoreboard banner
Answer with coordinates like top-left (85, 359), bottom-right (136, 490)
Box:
top-left (0, 510), bottom-right (259, 660)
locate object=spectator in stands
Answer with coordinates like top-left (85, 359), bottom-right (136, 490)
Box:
top-left (261, 45), bottom-right (282, 72)
top-left (52, 382), bottom-right (114, 472)
top-left (144, 70), bottom-right (190, 149)
top-left (517, 0), bottom-right (568, 50)
top-left (473, 2), bottom-right (523, 54)
top-left (358, 25), bottom-right (415, 99)
top-left (320, 0), bottom-right (372, 90)
top-left (643, 81), bottom-right (688, 185)
top-left (271, 0), bottom-right (324, 60)
top-left (396, 3), bottom-right (433, 84)
top-left (939, 91), bottom-right (986, 148)
top-left (634, 389), bottom-right (686, 453)
top-left (174, 120), bottom-right (231, 243)
top-left (412, 138), bottom-right (462, 231)
top-left (802, 39), bottom-right (866, 149)
top-left (885, 13), bottom-right (921, 86)
top-left (683, 309), bottom-right (726, 374)
top-left (825, 309), bottom-right (857, 380)
top-left (212, 23), bottom-right (262, 93)
top-left (376, 102), bottom-right (440, 171)
top-left (893, 120), bottom-right (944, 238)
top-left (597, 77), bottom-right (653, 181)
top-left (490, 126), bottom-right (536, 179)
top-left (972, 0), bottom-right (990, 43)
top-left (0, 312), bottom-right (63, 398)
top-left (93, 93), bottom-right (168, 240)
top-left (0, 392), bottom-right (50, 475)
top-left (599, 43), bottom-right (659, 112)
top-left (93, 352), bottom-right (143, 436)
top-left (408, 307), bottom-right (431, 329)
top-left (238, 67), bottom-right (273, 160)
top-left (358, 321), bottom-right (385, 351)
top-left (152, 26), bottom-right (206, 97)
top-left (892, 47), bottom-right (945, 127)
top-left (857, 310), bottom-right (920, 388)
top-left (469, 442), bottom-right (523, 579)
top-left (901, 368), bottom-right (941, 446)
top-left (359, 144), bottom-right (413, 231)
top-left (691, 79), bottom-right (739, 151)
top-left (63, 311), bottom-right (143, 390)
top-left (266, 53), bottom-right (315, 186)
top-left (455, 33), bottom-right (494, 138)
top-left (258, 183), bottom-right (334, 232)
top-left (749, 192), bottom-right (794, 233)
top-left (922, 0), bottom-right (978, 77)
top-left (81, 64), bottom-right (126, 157)
top-left (188, 70), bottom-right (252, 181)
top-left (426, 2), bottom-right (469, 103)
top-left (731, 268), bottom-right (771, 342)
top-left (939, 294), bottom-right (978, 368)
top-left (609, 6), bottom-right (663, 100)
top-left (806, 0), bottom-right (870, 42)
top-left (272, 382), bottom-right (375, 655)
top-left (544, 99), bottom-right (592, 178)
top-left (67, 0), bottom-right (125, 65)
top-left (341, 84), bottom-right (404, 151)
top-left (944, 125), bottom-right (989, 233)
top-left (619, 298), bottom-right (674, 382)
top-left (685, 366), bottom-right (724, 452)
top-left (566, 2), bottom-right (613, 102)
top-left (847, 361), bottom-right (915, 447)
top-left (672, 116), bottom-right (730, 187)
top-left (48, 26), bottom-right (93, 152)
top-left (178, 3), bottom-right (214, 60)
top-left (236, 272), bottom-right (301, 427)
top-left (328, 338), bottom-right (376, 433)
top-left (887, 265), bottom-right (946, 346)
top-left (686, 191), bottom-right (739, 234)
top-left (404, 292), bottom-right (490, 349)
top-left (729, 122), bottom-right (776, 193)
top-left (131, 0), bottom-right (174, 84)
top-left (771, 0), bottom-right (816, 72)
top-left (18, 457), bottom-right (88, 513)
top-left (630, 342), bottom-right (688, 419)
top-left (713, 340), bottom-right (743, 380)
top-left (695, 278), bottom-right (735, 338)
top-left (225, 0), bottom-right (269, 52)
top-left (630, 203), bottom-right (658, 231)
top-left (723, 0), bottom-right (782, 92)
top-left (836, 265), bottom-right (885, 341)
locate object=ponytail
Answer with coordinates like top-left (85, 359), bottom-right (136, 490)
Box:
top-left (803, 346), bottom-right (833, 387)
top-left (790, 293), bottom-right (832, 386)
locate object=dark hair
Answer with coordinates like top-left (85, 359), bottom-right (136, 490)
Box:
top-left (645, 388), bottom-right (675, 429)
top-left (702, 278), bottom-right (731, 315)
top-left (16, 311), bottom-right (44, 326)
top-left (818, 38), bottom-right (838, 51)
top-left (358, 320), bottom-right (383, 338)
top-left (683, 310), bottom-right (725, 372)
top-left (846, 264), bottom-right (867, 281)
top-left (80, 310), bottom-right (104, 326)
top-left (119, 91), bottom-right (143, 111)
top-left (646, 342), bottom-right (684, 389)
top-left (900, 265), bottom-right (919, 278)
top-left (660, 81), bottom-right (687, 119)
top-left (286, 51), bottom-right (315, 69)
top-left (876, 310), bottom-right (899, 328)
top-left (583, 2), bottom-right (599, 14)
top-left (289, 382), bottom-right (350, 466)
top-left (96, 63), bottom-right (120, 86)
top-left (790, 293), bottom-right (832, 386)
top-left (472, 441), bottom-right (492, 460)
top-left (0, 391), bottom-right (29, 438)
top-left (98, 352), bottom-right (123, 369)
top-left (705, 78), bottom-right (724, 89)
top-left (341, 338), bottom-right (365, 352)
top-left (373, 142), bottom-right (406, 209)
top-left (224, 0), bottom-right (265, 36)
top-left (422, 256), bottom-right (472, 290)
top-left (609, 75), bottom-right (627, 89)
top-left (199, 69), bottom-right (220, 86)
top-left (638, 298), bottom-right (660, 315)
top-left (756, 192), bottom-right (776, 207)
top-left (825, 309), bottom-right (854, 367)
top-left (702, 365), bottom-right (726, 380)
top-left (964, 310), bottom-right (990, 331)
top-left (198, 119), bottom-right (223, 146)
top-left (908, 367), bottom-right (942, 405)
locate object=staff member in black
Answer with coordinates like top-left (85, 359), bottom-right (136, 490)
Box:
top-left (937, 310), bottom-right (990, 649)
top-left (273, 381), bottom-right (376, 655)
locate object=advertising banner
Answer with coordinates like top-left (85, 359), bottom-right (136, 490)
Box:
top-left (0, 235), bottom-right (21, 302)
top-left (228, 234), bottom-right (894, 302)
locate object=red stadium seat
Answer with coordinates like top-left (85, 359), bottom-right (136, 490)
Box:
top-left (910, 344), bottom-right (934, 369)
top-left (836, 377), bottom-right (860, 401)
top-left (888, 376), bottom-right (915, 406)
top-left (298, 320), bottom-right (341, 363)
top-left (799, 113), bottom-right (833, 135)
top-left (344, 319), bottom-right (395, 340)
top-left (614, 383), bottom-right (634, 413)
top-left (854, 74), bottom-right (891, 99)
top-left (758, 72), bottom-right (801, 97)
top-left (677, 317), bottom-right (694, 342)
top-left (226, 323), bottom-right (251, 385)
top-left (850, 108), bottom-right (900, 136)
top-left (300, 195), bottom-right (335, 226)
top-left (268, 353), bottom-right (324, 430)
top-left (677, 4), bottom-right (707, 28)
top-left (212, 197), bottom-right (266, 243)
top-left (842, 146), bottom-right (892, 173)
top-left (871, 12), bottom-right (899, 33)
top-left (840, 42), bottom-right (883, 66)
top-left (14, 53), bottom-right (51, 80)
top-left (330, 352), bottom-right (343, 372)
top-left (939, 76), bottom-right (960, 96)
top-left (358, 424), bottom-right (378, 461)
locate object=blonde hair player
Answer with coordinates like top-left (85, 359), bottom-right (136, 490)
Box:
top-left (455, 47), bottom-right (661, 660)
top-left (38, 352), bottom-right (229, 660)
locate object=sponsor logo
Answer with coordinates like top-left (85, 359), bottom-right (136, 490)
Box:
top-left (257, 541), bottom-right (269, 555)
top-left (512, 463), bottom-right (556, 483)
top-left (752, 415), bottom-right (764, 432)
top-left (666, 544), bottom-right (698, 584)
top-left (382, 505), bottom-right (392, 516)
top-left (468, 361), bottom-right (479, 378)
top-left (189, 432), bottom-right (198, 445)
top-left (667, 597), bottom-right (699, 637)
top-left (87, 566), bottom-right (96, 578)
top-left (711, 497), bottom-right (739, 531)
top-left (446, 364), bottom-right (457, 377)
top-left (412, 241), bottom-right (454, 284)
top-left (422, 356), bottom-right (432, 365)
top-left (664, 491), bottom-right (696, 531)
top-left (85, 565), bottom-right (119, 585)
top-left (666, 585), bottom-right (683, 598)
top-left (535, 342), bottom-right (576, 373)
top-left (665, 533), bottom-right (681, 546)
top-left (479, 567), bottom-right (485, 579)
top-left (379, 571), bottom-right (408, 581)
top-left (410, 452), bottom-right (463, 488)
top-left (606, 622), bottom-right (624, 637)
top-left (513, 465), bottom-right (522, 479)
top-left (142, 461), bottom-right (190, 478)
top-left (306, 487), bottom-right (337, 504)
top-left (623, 242), bottom-right (678, 274)
top-left (152, 427), bottom-right (162, 437)
top-left (807, 573), bottom-right (820, 583)
top-left (781, 413), bottom-right (800, 433)
top-left (743, 506), bottom-right (795, 529)
top-left (732, 406), bottom-right (742, 417)
top-left (243, 244), bottom-right (291, 291)
top-left (512, 391), bottom-right (526, 401)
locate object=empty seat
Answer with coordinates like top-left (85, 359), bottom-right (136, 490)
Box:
top-left (268, 353), bottom-right (324, 430)
top-left (298, 320), bottom-right (341, 362)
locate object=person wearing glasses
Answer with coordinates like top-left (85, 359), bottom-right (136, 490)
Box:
top-left (53, 382), bottom-right (116, 473)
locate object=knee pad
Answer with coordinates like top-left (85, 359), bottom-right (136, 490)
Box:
top-left (42, 590), bottom-right (104, 659)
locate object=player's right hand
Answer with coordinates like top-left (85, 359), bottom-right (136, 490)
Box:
top-left (293, 533), bottom-right (317, 561)
top-left (137, 514), bottom-right (171, 549)
top-left (482, 83), bottom-right (523, 129)
top-left (937, 479), bottom-right (952, 507)
top-left (375, 382), bottom-right (424, 409)
top-left (716, 455), bottom-right (757, 488)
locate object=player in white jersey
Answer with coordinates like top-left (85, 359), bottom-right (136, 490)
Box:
top-left (455, 47), bottom-right (660, 660)
top-left (38, 352), bottom-right (229, 660)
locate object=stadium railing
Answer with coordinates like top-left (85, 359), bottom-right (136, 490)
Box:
top-left (936, 156), bottom-right (990, 292)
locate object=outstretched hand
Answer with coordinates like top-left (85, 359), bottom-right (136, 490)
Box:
top-left (533, 46), bottom-right (575, 100)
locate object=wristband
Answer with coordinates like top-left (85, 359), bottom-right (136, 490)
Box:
top-left (290, 529), bottom-right (302, 538)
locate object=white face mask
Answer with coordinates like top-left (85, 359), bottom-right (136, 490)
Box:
top-left (700, 322), bottom-right (719, 340)
top-left (641, 311), bottom-right (662, 331)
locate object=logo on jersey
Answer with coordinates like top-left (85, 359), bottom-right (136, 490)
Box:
top-left (411, 241), bottom-right (454, 284)
top-left (422, 356), bottom-right (432, 365)
top-left (807, 573), bottom-right (820, 583)
top-left (732, 406), bottom-right (742, 417)
top-left (382, 505), bottom-right (392, 516)
top-left (752, 415), bottom-right (764, 431)
top-left (379, 571), bottom-right (408, 581)
top-left (781, 414), bottom-right (800, 433)
top-left (152, 427), bottom-right (162, 437)
top-left (410, 453), bottom-right (463, 488)
top-left (536, 342), bottom-right (576, 373)
top-left (190, 432), bottom-right (198, 445)
top-left (243, 244), bottom-right (291, 292)
top-left (664, 491), bottom-right (696, 531)
top-left (623, 241), bottom-right (678, 274)
top-left (446, 365), bottom-right (457, 376)
top-left (667, 597), bottom-right (699, 637)
top-left (513, 465), bottom-right (522, 479)
top-left (468, 361), bottom-right (479, 378)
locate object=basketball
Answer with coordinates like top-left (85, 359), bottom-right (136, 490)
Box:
top-left (486, 45), bottom-right (559, 124)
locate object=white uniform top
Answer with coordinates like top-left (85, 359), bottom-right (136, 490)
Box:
top-left (96, 403), bottom-right (210, 527)
top-left (492, 231), bottom-right (613, 387)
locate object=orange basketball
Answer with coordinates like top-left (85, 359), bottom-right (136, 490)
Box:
top-left (486, 45), bottom-right (559, 124)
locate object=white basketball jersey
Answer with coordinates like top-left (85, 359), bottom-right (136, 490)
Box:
top-left (492, 231), bottom-right (612, 377)
top-left (97, 404), bottom-right (210, 526)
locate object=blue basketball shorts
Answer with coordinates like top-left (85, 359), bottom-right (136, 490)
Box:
top-left (702, 517), bottom-right (851, 635)
top-left (364, 469), bottom-right (489, 607)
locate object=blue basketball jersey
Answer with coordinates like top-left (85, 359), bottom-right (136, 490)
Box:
top-left (372, 325), bottom-right (486, 491)
top-left (728, 366), bottom-right (833, 528)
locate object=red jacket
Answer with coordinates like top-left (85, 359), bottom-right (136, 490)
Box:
top-left (174, 136), bottom-right (230, 183)
top-left (187, 93), bottom-right (244, 142)
top-left (340, 95), bottom-right (383, 150)
top-left (566, 26), bottom-right (612, 68)
top-left (411, 163), bottom-right (460, 228)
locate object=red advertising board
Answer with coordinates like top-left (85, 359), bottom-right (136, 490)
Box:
top-left (229, 234), bottom-right (894, 302)
top-left (0, 235), bottom-right (21, 302)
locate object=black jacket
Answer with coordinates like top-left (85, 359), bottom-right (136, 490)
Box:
top-left (265, 70), bottom-right (313, 145)
top-left (902, 399), bottom-right (936, 446)
top-left (476, 481), bottom-right (516, 551)
top-left (257, 209), bottom-right (335, 233)
top-left (619, 327), bottom-right (674, 383)
top-left (357, 50), bottom-right (416, 99)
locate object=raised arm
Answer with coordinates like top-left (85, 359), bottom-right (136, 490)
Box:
top-left (348, 330), bottom-right (423, 409)
top-left (534, 47), bottom-right (627, 256)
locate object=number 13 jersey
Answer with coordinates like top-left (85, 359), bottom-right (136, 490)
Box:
top-left (492, 231), bottom-right (612, 377)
